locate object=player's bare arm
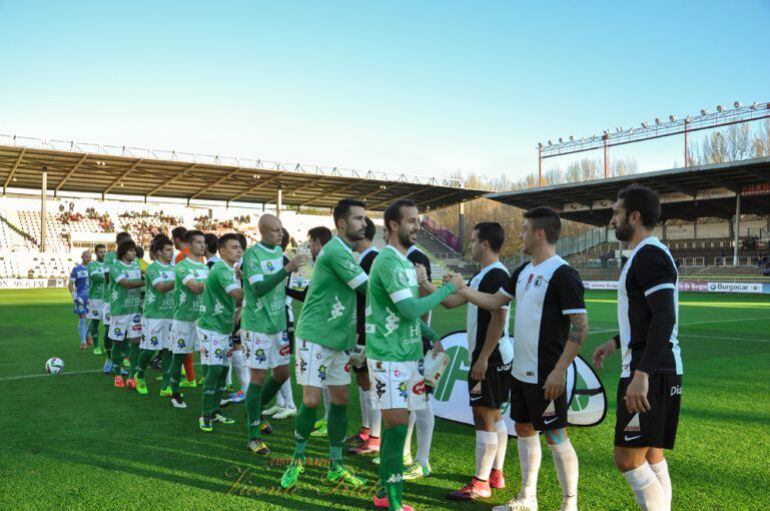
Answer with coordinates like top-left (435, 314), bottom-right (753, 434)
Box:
top-left (592, 336), bottom-right (618, 370)
top-left (458, 286), bottom-right (509, 312)
top-left (543, 313), bottom-right (588, 400)
top-left (470, 307), bottom-right (506, 382)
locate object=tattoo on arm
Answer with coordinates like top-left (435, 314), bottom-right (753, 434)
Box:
top-left (568, 314), bottom-right (588, 345)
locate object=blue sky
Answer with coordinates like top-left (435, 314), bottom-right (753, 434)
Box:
top-left (1, 0), bottom-right (768, 184)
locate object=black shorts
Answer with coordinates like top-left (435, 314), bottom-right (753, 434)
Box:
top-left (510, 377), bottom-right (568, 431)
top-left (615, 373), bottom-right (681, 449)
top-left (468, 358), bottom-right (511, 409)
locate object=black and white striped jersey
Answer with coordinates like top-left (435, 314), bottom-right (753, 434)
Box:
top-left (466, 261), bottom-right (511, 365)
top-left (617, 236), bottom-right (682, 378)
top-left (501, 255), bottom-right (586, 384)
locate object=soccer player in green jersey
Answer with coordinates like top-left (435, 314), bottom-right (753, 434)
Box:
top-left (107, 239), bottom-right (145, 388)
top-left (280, 199), bottom-right (370, 490)
top-left (196, 233), bottom-right (244, 432)
top-left (101, 232), bottom-right (131, 374)
top-left (86, 244), bottom-right (107, 355)
top-left (169, 230), bottom-right (209, 408)
top-left (366, 199), bottom-right (464, 511)
top-left (241, 214), bottom-right (307, 453)
top-left (131, 234), bottom-right (175, 395)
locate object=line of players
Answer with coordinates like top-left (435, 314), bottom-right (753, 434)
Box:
top-left (69, 184), bottom-right (681, 511)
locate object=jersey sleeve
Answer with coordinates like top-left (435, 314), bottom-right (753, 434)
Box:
top-left (70, 267), bottom-right (78, 281)
top-left (215, 267), bottom-right (241, 293)
top-left (245, 251), bottom-right (265, 285)
top-left (500, 262), bottom-right (527, 299)
top-left (111, 265), bottom-right (126, 284)
top-left (146, 267), bottom-right (162, 286)
top-left (330, 251), bottom-right (368, 290)
top-left (553, 265), bottom-right (587, 315)
top-left (481, 268), bottom-right (511, 309)
top-left (381, 259), bottom-right (413, 304)
top-left (177, 264), bottom-right (194, 284)
top-left (635, 247), bottom-right (678, 297)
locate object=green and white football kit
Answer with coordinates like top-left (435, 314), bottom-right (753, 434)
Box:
top-left (108, 260), bottom-right (143, 341)
top-left (197, 260), bottom-right (241, 367)
top-left (295, 236), bottom-right (368, 388)
top-left (86, 260), bottom-right (107, 322)
top-left (140, 261), bottom-right (175, 351)
top-left (172, 258), bottom-right (209, 355)
top-left (242, 243), bottom-right (290, 370)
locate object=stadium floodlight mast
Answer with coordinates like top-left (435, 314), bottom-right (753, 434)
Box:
top-left (536, 100), bottom-right (770, 186)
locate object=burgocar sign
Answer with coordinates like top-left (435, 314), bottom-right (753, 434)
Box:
top-left (707, 281), bottom-right (763, 294)
top-left (431, 331), bottom-right (607, 435)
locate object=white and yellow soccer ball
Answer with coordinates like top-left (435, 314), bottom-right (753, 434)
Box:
top-left (45, 357), bottom-right (64, 375)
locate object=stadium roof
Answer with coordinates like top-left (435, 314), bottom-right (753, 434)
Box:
top-left (486, 157), bottom-right (770, 226)
top-left (0, 134), bottom-right (487, 211)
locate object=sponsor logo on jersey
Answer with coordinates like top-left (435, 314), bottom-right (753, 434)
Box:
top-left (525, 273), bottom-right (534, 291)
top-left (213, 301), bottom-right (224, 316)
top-left (670, 385), bottom-right (682, 396)
top-left (329, 296), bottom-right (345, 321)
top-left (534, 275), bottom-right (544, 287)
top-left (384, 307), bottom-right (400, 336)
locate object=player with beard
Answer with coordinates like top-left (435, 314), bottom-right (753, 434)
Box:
top-left (280, 200), bottom-right (370, 490)
top-left (366, 199), bottom-right (464, 511)
top-left (593, 185), bottom-right (682, 511)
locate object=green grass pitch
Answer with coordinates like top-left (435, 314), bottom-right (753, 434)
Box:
top-left (1, 288), bottom-right (768, 510)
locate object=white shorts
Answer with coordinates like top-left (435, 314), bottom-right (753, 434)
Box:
top-left (295, 338), bottom-right (351, 387)
top-left (243, 330), bottom-right (291, 370)
top-left (87, 299), bottom-right (105, 321)
top-left (109, 313), bottom-right (143, 341)
top-left (140, 317), bottom-right (173, 351)
top-left (197, 327), bottom-right (232, 367)
top-left (102, 302), bottom-right (111, 325)
top-left (367, 359), bottom-right (428, 411)
top-left (171, 319), bottom-right (198, 354)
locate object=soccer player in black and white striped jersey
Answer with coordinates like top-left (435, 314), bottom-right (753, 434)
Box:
top-left (593, 184), bottom-right (682, 511)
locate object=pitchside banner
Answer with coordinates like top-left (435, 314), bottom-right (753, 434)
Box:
top-left (584, 280), bottom-right (765, 294)
top-left (431, 331), bottom-right (607, 434)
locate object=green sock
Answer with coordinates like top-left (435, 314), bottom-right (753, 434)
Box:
top-left (246, 382), bottom-right (263, 440)
top-left (170, 353), bottom-right (185, 393)
top-left (293, 404), bottom-right (317, 461)
top-left (121, 340), bottom-right (130, 358)
top-left (111, 342), bottom-right (123, 375)
top-left (202, 365), bottom-right (222, 417)
top-left (213, 366), bottom-right (229, 411)
top-left (103, 331), bottom-right (112, 358)
top-left (327, 403), bottom-right (348, 468)
top-left (136, 349), bottom-right (155, 379)
top-left (380, 425), bottom-right (408, 508)
top-left (90, 320), bottom-right (100, 348)
top-left (260, 374), bottom-right (283, 407)
top-left (160, 349), bottom-right (172, 389)
top-left (202, 364), bottom-right (209, 380)
top-left (128, 343), bottom-right (140, 378)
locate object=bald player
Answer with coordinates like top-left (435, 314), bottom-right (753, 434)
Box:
top-left (241, 214), bottom-right (307, 454)
top-left (69, 250), bottom-right (92, 349)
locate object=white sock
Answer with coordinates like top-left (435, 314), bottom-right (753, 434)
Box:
top-left (322, 386), bottom-right (330, 420)
top-left (518, 435), bottom-right (541, 500)
top-left (279, 379), bottom-right (295, 409)
top-left (649, 459), bottom-right (671, 511)
top-left (404, 410), bottom-right (415, 457)
top-left (548, 438), bottom-right (579, 507)
top-left (493, 420), bottom-right (508, 471)
top-left (415, 405), bottom-right (434, 467)
top-left (475, 430), bottom-right (499, 480)
top-left (225, 361), bottom-right (233, 386)
top-left (623, 463), bottom-right (665, 511)
top-left (78, 318), bottom-right (87, 343)
top-left (230, 349), bottom-right (249, 393)
top-left (370, 401), bottom-right (382, 438)
top-left (360, 388), bottom-right (371, 429)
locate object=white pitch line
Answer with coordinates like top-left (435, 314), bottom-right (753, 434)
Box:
top-left (0, 369), bottom-right (101, 382)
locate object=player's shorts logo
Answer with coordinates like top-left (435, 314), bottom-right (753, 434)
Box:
top-left (398, 382), bottom-right (408, 400)
top-left (114, 328), bottom-right (123, 336)
top-left (375, 378), bottom-right (386, 399)
top-left (299, 359), bottom-right (307, 373)
top-left (344, 362), bottom-right (351, 373)
top-left (255, 349), bottom-right (266, 363)
top-left (318, 365), bottom-right (327, 381)
top-left (150, 336), bottom-right (159, 346)
top-left (133, 314), bottom-right (141, 322)
top-left (417, 359), bottom-right (424, 376)
top-left (412, 381), bottom-right (426, 395)
top-left (203, 347), bottom-right (210, 358)
top-left (214, 348), bottom-right (224, 359)
top-left (177, 338), bottom-right (186, 348)
top-left (279, 344), bottom-right (291, 356)
top-left (670, 385), bottom-right (682, 396)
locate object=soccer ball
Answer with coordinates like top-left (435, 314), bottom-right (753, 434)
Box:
top-left (45, 357), bottom-right (64, 375)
